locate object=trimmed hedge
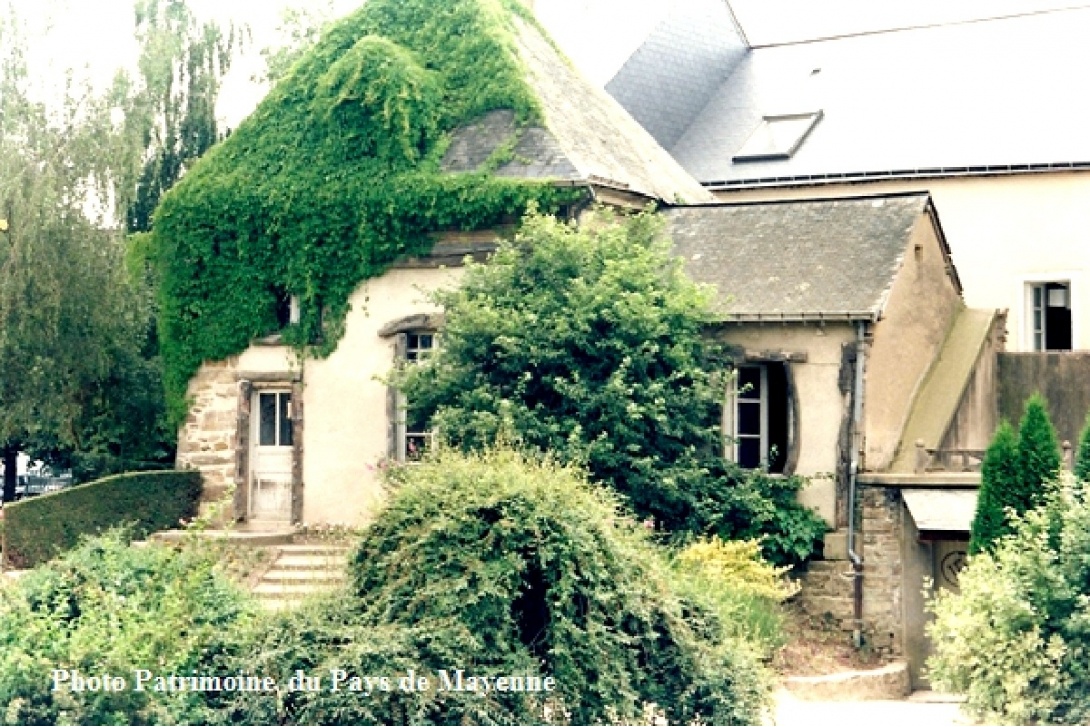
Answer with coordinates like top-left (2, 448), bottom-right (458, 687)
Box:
top-left (0, 470), bottom-right (201, 568)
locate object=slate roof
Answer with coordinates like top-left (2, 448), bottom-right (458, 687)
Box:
top-left (665, 6), bottom-right (1090, 185)
top-left (664, 193), bottom-right (932, 319)
top-left (442, 16), bottom-right (713, 204)
top-left (603, 0), bottom-right (748, 150)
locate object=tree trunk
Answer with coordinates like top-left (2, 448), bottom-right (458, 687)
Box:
top-left (2, 446), bottom-right (17, 503)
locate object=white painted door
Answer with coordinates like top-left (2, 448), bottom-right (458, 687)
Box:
top-left (250, 389), bottom-right (293, 522)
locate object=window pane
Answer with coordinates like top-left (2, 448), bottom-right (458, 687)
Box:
top-left (737, 367), bottom-right (761, 399)
top-left (259, 393), bottom-right (276, 446)
top-left (280, 393), bottom-right (294, 446)
top-left (738, 437), bottom-right (761, 469)
top-left (737, 402), bottom-right (761, 435)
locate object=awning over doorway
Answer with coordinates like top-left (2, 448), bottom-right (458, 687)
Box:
top-left (902, 489), bottom-right (978, 541)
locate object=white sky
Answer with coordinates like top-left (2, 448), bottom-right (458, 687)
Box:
top-left (10, 0), bottom-right (1087, 127)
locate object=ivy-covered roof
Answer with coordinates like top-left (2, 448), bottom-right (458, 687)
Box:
top-left (441, 15), bottom-right (712, 202)
top-left (157, 0), bottom-right (704, 421)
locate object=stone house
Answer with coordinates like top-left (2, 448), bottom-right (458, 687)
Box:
top-left (167, 0), bottom-right (1080, 686)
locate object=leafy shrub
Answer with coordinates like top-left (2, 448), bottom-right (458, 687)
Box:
top-left (0, 531), bottom-right (255, 725)
top-left (673, 537), bottom-right (796, 656)
top-left (675, 537), bottom-right (798, 603)
top-left (1, 470), bottom-right (201, 568)
top-left (399, 209), bottom-right (825, 566)
top-left (221, 447), bottom-right (771, 725)
top-left (929, 483), bottom-right (1090, 725)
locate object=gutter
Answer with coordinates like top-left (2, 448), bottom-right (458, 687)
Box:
top-left (847, 320), bottom-right (866, 648)
top-left (704, 160), bottom-right (1090, 191)
top-left (714, 310), bottom-right (879, 324)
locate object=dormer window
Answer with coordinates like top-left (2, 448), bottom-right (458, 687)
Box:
top-left (732, 111), bottom-right (823, 162)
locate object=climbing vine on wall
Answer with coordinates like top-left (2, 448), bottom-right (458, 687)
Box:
top-left (150, 0), bottom-right (582, 424)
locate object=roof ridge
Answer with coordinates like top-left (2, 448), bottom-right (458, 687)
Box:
top-left (748, 3), bottom-right (1090, 49)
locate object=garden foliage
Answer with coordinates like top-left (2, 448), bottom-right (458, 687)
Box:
top-left (0, 531), bottom-right (254, 725)
top-left (1, 470), bottom-right (201, 568)
top-left (929, 483), bottom-right (1090, 725)
top-left (397, 209), bottom-right (826, 565)
top-left (221, 447), bottom-right (771, 725)
top-left (148, 0), bottom-right (580, 425)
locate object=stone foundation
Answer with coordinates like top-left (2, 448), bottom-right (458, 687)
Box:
top-left (176, 360), bottom-right (242, 505)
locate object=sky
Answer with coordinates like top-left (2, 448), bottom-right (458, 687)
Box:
top-left (10, 0), bottom-right (1089, 128)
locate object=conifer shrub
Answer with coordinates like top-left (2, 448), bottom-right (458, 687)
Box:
top-left (0, 531), bottom-right (255, 725)
top-left (1017, 393), bottom-right (1061, 509)
top-left (1075, 410), bottom-right (1090, 483)
top-left (929, 484), bottom-right (1090, 725)
top-left (969, 396), bottom-right (1063, 555)
top-left (220, 448), bottom-right (771, 725)
top-left (969, 420), bottom-right (1020, 554)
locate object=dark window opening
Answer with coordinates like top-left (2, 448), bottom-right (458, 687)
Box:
top-left (730, 362), bottom-right (790, 473)
top-left (272, 287), bottom-right (300, 331)
top-left (1031, 282), bottom-right (1072, 351)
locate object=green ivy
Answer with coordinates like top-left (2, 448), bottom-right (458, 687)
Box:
top-left (150, 0), bottom-right (582, 425)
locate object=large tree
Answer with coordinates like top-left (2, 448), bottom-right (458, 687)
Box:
top-left (0, 0), bottom-right (240, 495)
top-left (397, 210), bottom-right (826, 565)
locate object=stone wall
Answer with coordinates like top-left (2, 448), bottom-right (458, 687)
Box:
top-left (175, 359), bottom-right (241, 506)
top-left (859, 486), bottom-right (904, 659)
top-left (794, 486), bottom-right (906, 662)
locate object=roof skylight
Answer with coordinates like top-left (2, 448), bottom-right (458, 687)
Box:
top-left (732, 111), bottom-right (823, 162)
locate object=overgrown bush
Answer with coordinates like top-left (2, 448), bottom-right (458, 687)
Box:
top-left (929, 483), bottom-right (1090, 725)
top-left (1, 470), bottom-right (201, 568)
top-left (221, 447), bottom-right (771, 725)
top-left (0, 530), bottom-right (255, 725)
top-left (398, 209), bottom-right (826, 566)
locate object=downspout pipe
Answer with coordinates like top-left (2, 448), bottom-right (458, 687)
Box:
top-left (847, 320), bottom-right (866, 648)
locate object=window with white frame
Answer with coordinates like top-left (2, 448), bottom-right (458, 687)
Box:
top-left (724, 363), bottom-right (790, 473)
top-left (396, 331), bottom-right (436, 461)
top-left (1028, 281), bottom-right (1072, 351)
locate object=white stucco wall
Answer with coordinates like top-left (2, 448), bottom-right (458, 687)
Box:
top-left (715, 323), bottom-right (856, 525)
top-left (713, 171), bottom-right (1090, 351)
top-left (300, 266), bottom-right (462, 525)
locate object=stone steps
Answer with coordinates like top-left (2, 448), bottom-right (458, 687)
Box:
top-left (251, 544), bottom-right (349, 610)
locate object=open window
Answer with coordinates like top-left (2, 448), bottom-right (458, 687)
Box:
top-left (395, 331), bottom-right (437, 462)
top-left (725, 363), bottom-right (791, 473)
top-left (1028, 281), bottom-right (1072, 351)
